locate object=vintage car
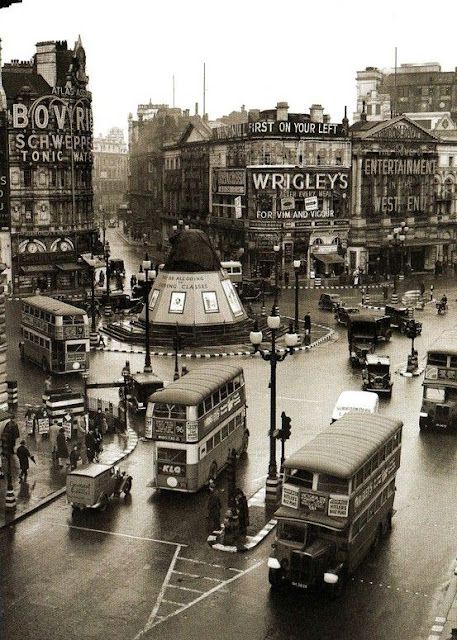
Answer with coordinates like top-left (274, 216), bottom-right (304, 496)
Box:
top-left (318, 293), bottom-right (342, 312)
top-left (127, 371), bottom-right (163, 413)
top-left (362, 354), bottom-right (393, 397)
top-left (348, 313), bottom-right (392, 367)
top-left (66, 463), bottom-right (132, 512)
top-left (331, 390), bottom-right (379, 423)
top-left (384, 304), bottom-right (422, 335)
top-left (334, 304), bottom-right (360, 326)
top-left (108, 258), bottom-right (126, 278)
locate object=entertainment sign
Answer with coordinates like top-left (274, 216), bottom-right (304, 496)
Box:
top-left (213, 169), bottom-right (245, 195)
top-left (213, 120), bottom-right (346, 140)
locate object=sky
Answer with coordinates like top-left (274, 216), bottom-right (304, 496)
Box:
top-left (2, 0), bottom-right (457, 138)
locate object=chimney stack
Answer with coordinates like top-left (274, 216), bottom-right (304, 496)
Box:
top-left (35, 41), bottom-right (57, 87)
top-left (276, 101), bottom-right (289, 121)
top-left (309, 104), bottom-right (324, 123)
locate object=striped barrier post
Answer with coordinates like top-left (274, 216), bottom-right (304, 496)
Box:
top-left (104, 304), bottom-right (112, 317)
top-left (314, 277), bottom-right (321, 288)
top-left (391, 292), bottom-right (399, 304)
top-left (365, 293), bottom-right (371, 305)
top-left (90, 332), bottom-right (99, 348)
top-left (4, 457), bottom-right (16, 511)
top-left (7, 380), bottom-right (18, 411)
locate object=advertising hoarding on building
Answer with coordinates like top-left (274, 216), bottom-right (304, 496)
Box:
top-left (0, 111), bottom-right (10, 230)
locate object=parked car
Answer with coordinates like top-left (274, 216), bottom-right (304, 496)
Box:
top-left (362, 354), bottom-right (393, 397)
top-left (238, 280), bottom-right (262, 302)
top-left (348, 313), bottom-right (392, 367)
top-left (97, 292), bottom-right (142, 313)
top-left (331, 390), bottom-right (379, 423)
top-left (318, 293), bottom-right (342, 311)
top-left (334, 304), bottom-right (360, 326)
top-left (384, 304), bottom-right (422, 335)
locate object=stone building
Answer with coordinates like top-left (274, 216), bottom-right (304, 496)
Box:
top-left (163, 103), bottom-right (351, 279)
top-left (93, 126), bottom-right (128, 226)
top-left (1, 37), bottom-right (95, 294)
top-left (349, 114), bottom-right (449, 275)
top-left (127, 102), bottom-right (200, 247)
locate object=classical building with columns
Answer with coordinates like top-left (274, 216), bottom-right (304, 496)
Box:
top-left (349, 114), bottom-right (450, 275)
top-left (0, 37), bottom-right (95, 294)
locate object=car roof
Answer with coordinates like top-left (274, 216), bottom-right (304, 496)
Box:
top-left (334, 390), bottom-right (379, 410)
top-left (365, 354), bottom-right (390, 365)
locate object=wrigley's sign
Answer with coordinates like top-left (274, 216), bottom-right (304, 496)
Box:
top-left (252, 171), bottom-right (348, 191)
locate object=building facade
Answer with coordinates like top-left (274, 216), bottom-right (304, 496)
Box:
top-left (349, 114), bottom-right (455, 275)
top-left (93, 126), bottom-right (128, 225)
top-left (1, 38), bottom-right (95, 294)
top-left (127, 103), bottom-right (200, 247)
top-left (163, 103), bottom-right (351, 278)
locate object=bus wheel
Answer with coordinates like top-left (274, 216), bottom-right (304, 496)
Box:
top-left (268, 568), bottom-right (283, 590)
top-left (99, 494), bottom-right (109, 511)
top-left (371, 524), bottom-right (383, 552)
top-left (240, 431), bottom-right (249, 457)
top-left (209, 461), bottom-right (218, 482)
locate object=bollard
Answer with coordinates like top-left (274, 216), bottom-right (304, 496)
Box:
top-left (391, 293), bottom-right (398, 304)
top-left (104, 304), bottom-right (112, 317)
top-left (90, 332), bottom-right (99, 348)
top-left (314, 277), bottom-right (321, 288)
top-left (5, 486), bottom-right (16, 511)
top-left (7, 380), bottom-right (18, 410)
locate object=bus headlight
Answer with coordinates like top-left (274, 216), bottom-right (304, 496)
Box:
top-left (72, 362), bottom-right (81, 370)
top-left (267, 557), bottom-right (281, 569)
top-left (324, 572), bottom-right (339, 584)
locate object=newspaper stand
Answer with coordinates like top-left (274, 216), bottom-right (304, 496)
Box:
top-left (25, 406), bottom-right (37, 435)
top-left (36, 406), bottom-right (50, 436)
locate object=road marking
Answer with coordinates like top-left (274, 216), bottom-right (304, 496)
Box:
top-left (177, 557), bottom-right (242, 572)
top-left (46, 521), bottom-right (187, 547)
top-left (134, 548), bottom-right (264, 640)
top-left (134, 544), bottom-right (182, 639)
top-left (167, 584), bottom-right (205, 594)
top-left (172, 570), bottom-right (223, 583)
top-left (161, 599), bottom-right (186, 607)
top-left (250, 390), bottom-right (318, 404)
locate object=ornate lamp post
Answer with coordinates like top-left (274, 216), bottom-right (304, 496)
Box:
top-left (250, 309), bottom-right (298, 504)
top-left (293, 259), bottom-right (301, 333)
top-left (137, 254), bottom-right (156, 373)
top-left (273, 244), bottom-right (280, 312)
top-left (121, 361), bottom-right (130, 434)
top-left (387, 221), bottom-right (409, 295)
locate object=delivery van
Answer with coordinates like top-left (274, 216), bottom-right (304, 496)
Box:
top-left (331, 390), bottom-right (379, 423)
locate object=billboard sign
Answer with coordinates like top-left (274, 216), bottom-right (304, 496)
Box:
top-left (213, 169), bottom-right (245, 195)
top-left (0, 111), bottom-right (9, 230)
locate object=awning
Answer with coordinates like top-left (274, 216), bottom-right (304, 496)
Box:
top-left (312, 253), bottom-right (345, 266)
top-left (20, 265), bottom-right (54, 274)
top-left (56, 262), bottom-right (85, 272)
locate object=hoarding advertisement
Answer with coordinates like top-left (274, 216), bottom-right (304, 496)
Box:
top-left (0, 111), bottom-right (10, 230)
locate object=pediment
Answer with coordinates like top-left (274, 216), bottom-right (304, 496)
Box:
top-left (361, 116), bottom-right (438, 142)
top-left (434, 114), bottom-right (457, 132)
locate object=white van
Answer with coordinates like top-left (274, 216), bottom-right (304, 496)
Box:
top-left (331, 390), bottom-right (379, 423)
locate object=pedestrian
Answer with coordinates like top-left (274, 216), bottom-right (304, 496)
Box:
top-left (85, 429), bottom-right (96, 463)
top-left (44, 375), bottom-right (52, 395)
top-left (56, 427), bottom-right (69, 469)
top-left (234, 488), bottom-right (249, 536)
top-left (98, 333), bottom-right (105, 348)
top-left (430, 283), bottom-right (434, 301)
top-left (420, 281), bottom-right (425, 298)
top-left (94, 408), bottom-right (103, 430)
top-left (16, 440), bottom-right (35, 481)
top-left (69, 444), bottom-right (80, 471)
top-left (207, 482), bottom-right (222, 532)
top-left (3, 419), bottom-right (20, 455)
top-left (75, 415), bottom-right (88, 464)
top-left (304, 312), bottom-right (311, 346)
top-left (93, 426), bottom-right (103, 462)
top-left (100, 413), bottom-right (109, 435)
top-left (117, 421), bottom-right (128, 451)
top-left (49, 421), bottom-right (60, 466)
top-left (284, 272), bottom-right (290, 287)
top-left (104, 408), bottom-right (114, 434)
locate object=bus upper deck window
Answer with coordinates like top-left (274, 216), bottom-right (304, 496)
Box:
top-left (288, 468), bottom-right (313, 488)
top-left (153, 403), bottom-right (169, 417)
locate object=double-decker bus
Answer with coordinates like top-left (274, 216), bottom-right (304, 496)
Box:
top-left (146, 364), bottom-right (248, 492)
top-left (268, 413), bottom-right (403, 594)
top-left (420, 329), bottom-right (457, 430)
top-left (20, 296), bottom-right (89, 374)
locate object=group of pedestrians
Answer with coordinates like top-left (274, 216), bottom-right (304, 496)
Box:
top-left (207, 482), bottom-right (250, 538)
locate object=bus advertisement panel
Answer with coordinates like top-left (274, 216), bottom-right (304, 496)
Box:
top-left (420, 329), bottom-right (457, 430)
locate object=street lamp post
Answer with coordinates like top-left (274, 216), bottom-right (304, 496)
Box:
top-left (121, 361), bottom-right (130, 434)
top-left (387, 221), bottom-right (409, 297)
top-left (173, 325), bottom-right (181, 381)
top-left (273, 244), bottom-right (280, 312)
top-left (293, 259), bottom-right (301, 333)
top-left (250, 310), bottom-right (298, 504)
top-left (137, 254), bottom-right (156, 373)
top-left (104, 240), bottom-right (111, 316)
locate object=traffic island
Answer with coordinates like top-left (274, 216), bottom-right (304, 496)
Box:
top-left (207, 486), bottom-right (278, 553)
